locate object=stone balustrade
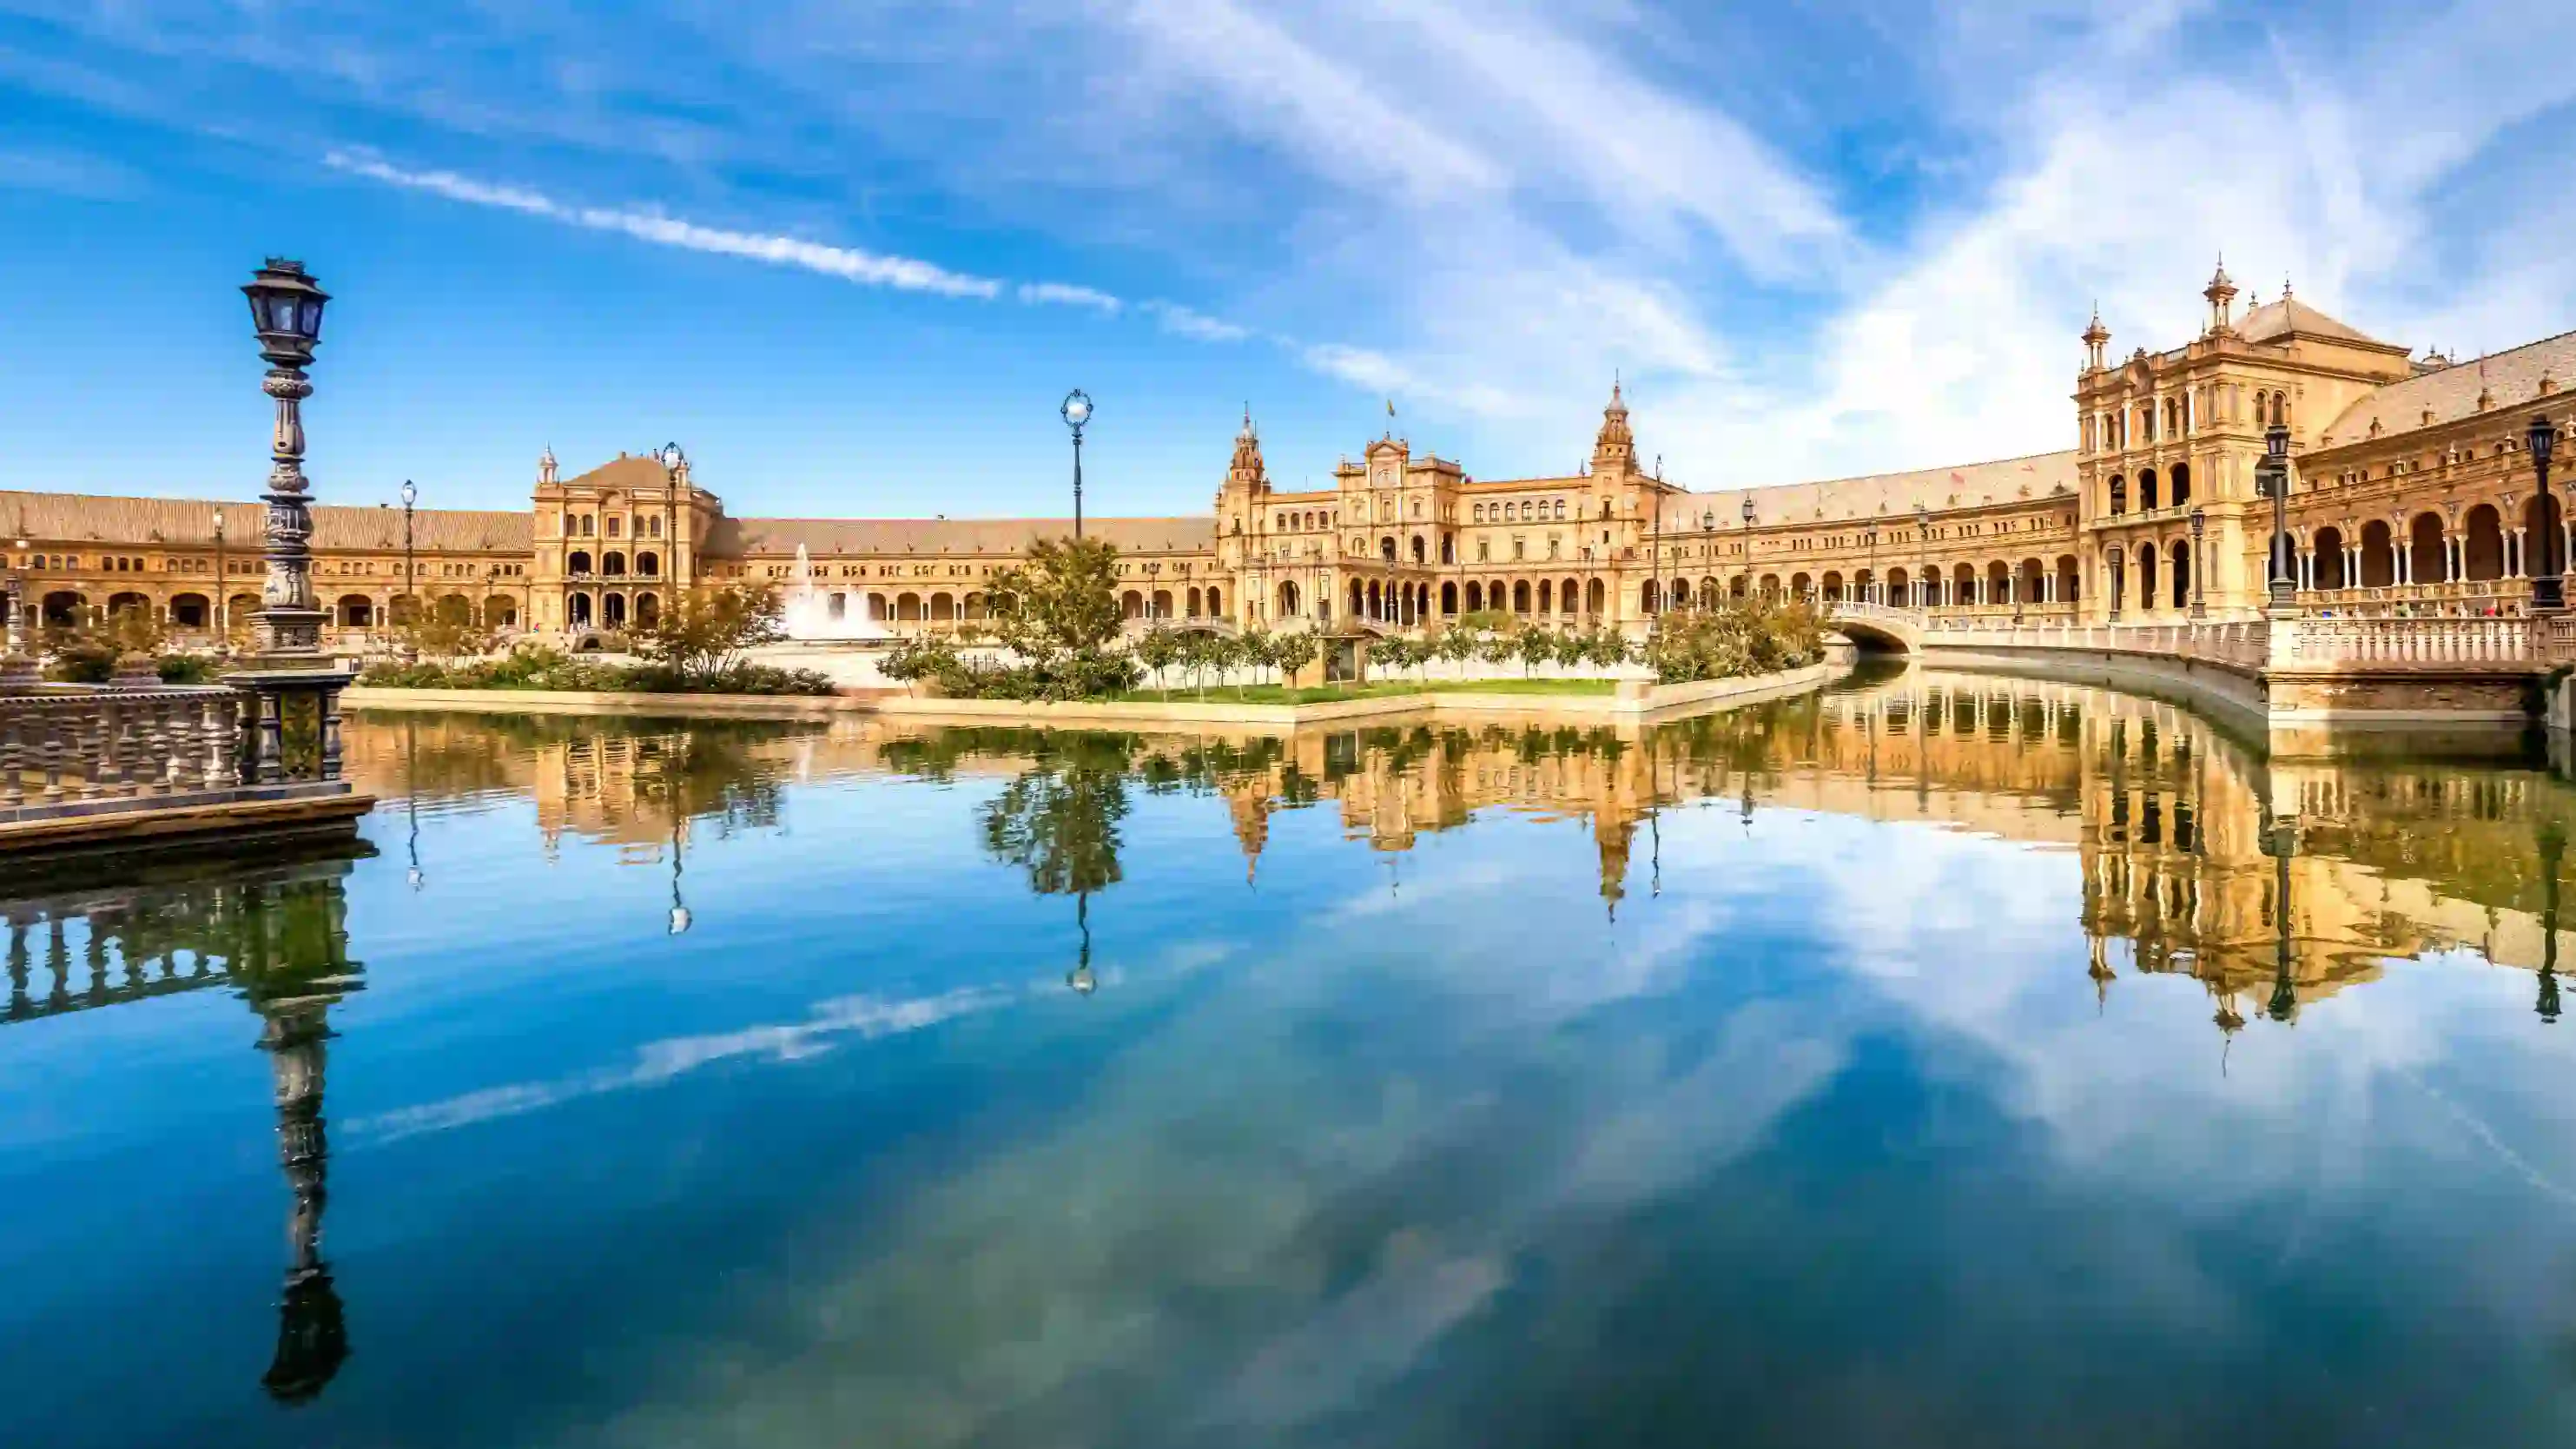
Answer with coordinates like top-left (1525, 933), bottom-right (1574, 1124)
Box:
top-left (0, 686), bottom-right (248, 812)
top-left (1834, 601), bottom-right (2561, 673)
top-left (0, 669), bottom-right (360, 836)
top-left (2277, 616), bottom-right (2536, 667)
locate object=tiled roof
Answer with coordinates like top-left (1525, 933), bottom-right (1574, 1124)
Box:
top-left (717, 514), bottom-right (1217, 558)
top-left (0, 490), bottom-right (532, 552)
top-left (2237, 296), bottom-right (2390, 347)
top-left (2321, 329), bottom-right (2576, 448)
top-left (1649, 451), bottom-right (2081, 530)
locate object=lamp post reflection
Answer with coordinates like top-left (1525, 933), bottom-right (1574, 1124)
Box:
top-left (2540, 822), bottom-right (2564, 1023)
top-left (2264, 812), bottom-right (2299, 1023)
top-left (222, 862), bottom-right (366, 1403)
top-left (404, 716), bottom-right (424, 890)
top-left (978, 737), bottom-right (1130, 997)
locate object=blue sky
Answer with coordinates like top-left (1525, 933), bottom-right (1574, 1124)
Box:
top-left (2, 1), bottom-right (2573, 520)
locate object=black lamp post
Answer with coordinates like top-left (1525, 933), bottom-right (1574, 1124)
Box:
top-left (400, 480), bottom-right (418, 645)
top-left (2190, 506), bottom-right (2208, 619)
top-left (656, 441), bottom-right (685, 592)
top-left (212, 507), bottom-right (228, 645)
top-left (2531, 414), bottom-right (2561, 612)
top-left (1741, 495), bottom-right (1757, 603)
top-left (1060, 389), bottom-right (1093, 540)
top-left (2262, 421), bottom-right (2294, 611)
top-left (1914, 503), bottom-right (1929, 608)
top-left (240, 259), bottom-right (331, 659)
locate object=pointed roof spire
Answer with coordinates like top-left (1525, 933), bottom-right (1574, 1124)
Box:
top-left (2282, 273), bottom-right (2295, 301)
top-left (2209, 253), bottom-right (2234, 291)
top-left (1595, 374), bottom-right (1634, 459)
top-left (2082, 302), bottom-right (2110, 344)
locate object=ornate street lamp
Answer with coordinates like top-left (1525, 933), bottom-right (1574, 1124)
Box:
top-left (1741, 494), bottom-right (1757, 605)
top-left (240, 259), bottom-right (331, 660)
top-left (2190, 506), bottom-right (2208, 619)
top-left (400, 479), bottom-right (418, 646)
top-left (2531, 413), bottom-right (2562, 612)
top-left (2262, 421), bottom-right (2294, 611)
top-left (1060, 389), bottom-right (1093, 540)
top-left (1914, 503), bottom-right (1929, 608)
top-left (213, 508), bottom-right (229, 648)
top-left (657, 441), bottom-right (686, 590)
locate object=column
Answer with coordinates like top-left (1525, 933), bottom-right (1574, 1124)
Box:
top-left (2513, 528), bottom-right (2527, 578)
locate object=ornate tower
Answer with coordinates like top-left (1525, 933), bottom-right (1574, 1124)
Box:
top-left (1592, 379), bottom-right (1636, 478)
top-left (538, 445), bottom-right (558, 487)
top-left (1216, 408), bottom-right (1270, 572)
top-left (2203, 259), bottom-right (2239, 338)
top-left (2083, 306), bottom-right (2110, 372)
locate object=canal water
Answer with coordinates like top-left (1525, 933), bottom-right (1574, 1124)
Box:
top-left (8, 665), bottom-right (2576, 1447)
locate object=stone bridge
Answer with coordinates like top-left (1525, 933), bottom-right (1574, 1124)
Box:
top-left (1827, 599), bottom-right (2576, 736)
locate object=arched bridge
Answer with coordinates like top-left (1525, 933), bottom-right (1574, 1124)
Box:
top-left (1826, 601), bottom-right (1925, 654)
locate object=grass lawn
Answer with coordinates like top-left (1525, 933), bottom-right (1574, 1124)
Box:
top-left (1111, 678), bottom-right (1620, 705)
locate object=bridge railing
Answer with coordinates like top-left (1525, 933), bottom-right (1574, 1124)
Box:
top-left (1839, 602), bottom-right (2576, 672)
top-left (2275, 616), bottom-right (2536, 667)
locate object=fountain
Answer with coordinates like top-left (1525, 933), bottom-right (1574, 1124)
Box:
top-left (779, 545), bottom-right (891, 641)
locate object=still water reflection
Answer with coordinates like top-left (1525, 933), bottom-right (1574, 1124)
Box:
top-left (9, 665), bottom-right (2576, 1446)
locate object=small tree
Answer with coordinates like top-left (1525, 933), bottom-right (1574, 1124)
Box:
top-left (636, 580), bottom-right (786, 686)
top-left (1436, 624), bottom-right (1478, 676)
top-left (1513, 625), bottom-right (1556, 679)
top-left (880, 635), bottom-right (960, 697)
top-left (982, 536), bottom-right (1126, 698)
top-left (1584, 625), bottom-right (1632, 672)
top-left (1270, 629), bottom-right (1318, 690)
top-left (1368, 634), bottom-right (1411, 683)
top-left (402, 614), bottom-right (496, 664)
top-left (1132, 622), bottom-right (1184, 695)
top-left (1237, 625), bottom-right (1274, 691)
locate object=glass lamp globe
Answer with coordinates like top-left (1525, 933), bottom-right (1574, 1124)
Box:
top-left (1061, 389), bottom-right (1093, 431)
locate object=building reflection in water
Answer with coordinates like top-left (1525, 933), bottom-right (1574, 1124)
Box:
top-left (334, 677), bottom-right (2576, 1034)
top-left (338, 687), bottom-right (2576, 1038)
top-left (2, 848), bottom-right (369, 1404)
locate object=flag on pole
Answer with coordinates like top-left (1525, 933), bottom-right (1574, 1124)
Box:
top-left (1386, 398), bottom-right (1397, 419)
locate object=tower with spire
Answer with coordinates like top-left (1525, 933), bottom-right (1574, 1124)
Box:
top-left (2083, 306), bottom-right (2110, 372)
top-left (1215, 407), bottom-right (1271, 571)
top-left (2203, 259), bottom-right (2238, 338)
top-left (538, 445), bottom-right (558, 487)
top-left (1592, 377), bottom-right (1636, 478)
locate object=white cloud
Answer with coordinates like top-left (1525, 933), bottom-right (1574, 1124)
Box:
top-left (1018, 281), bottom-right (1123, 312)
top-left (325, 149), bottom-right (1007, 299)
top-left (1144, 300), bottom-right (1252, 343)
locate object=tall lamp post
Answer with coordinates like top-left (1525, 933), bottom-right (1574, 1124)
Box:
top-left (239, 259), bottom-right (331, 661)
top-left (2531, 414), bottom-right (2562, 612)
top-left (2190, 506), bottom-right (2208, 619)
top-left (400, 480), bottom-right (418, 639)
top-left (212, 508), bottom-right (228, 647)
top-left (2262, 421), bottom-right (2294, 611)
top-left (1060, 389), bottom-right (1093, 540)
top-left (1741, 495), bottom-right (1757, 604)
top-left (1914, 503), bottom-right (1929, 609)
top-left (655, 442), bottom-right (685, 592)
